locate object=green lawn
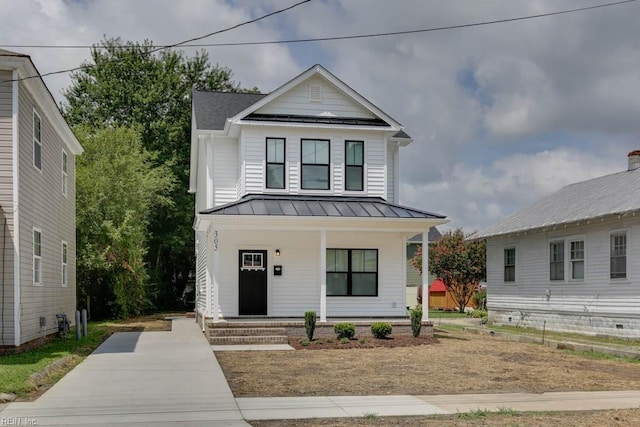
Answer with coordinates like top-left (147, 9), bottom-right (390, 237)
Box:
top-left (0, 323), bottom-right (110, 397)
top-left (428, 310), bottom-right (468, 319)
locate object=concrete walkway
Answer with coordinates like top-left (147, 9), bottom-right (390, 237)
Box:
top-left (2, 318), bottom-right (639, 426)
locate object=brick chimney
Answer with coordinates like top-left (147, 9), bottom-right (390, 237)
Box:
top-left (628, 150), bottom-right (640, 171)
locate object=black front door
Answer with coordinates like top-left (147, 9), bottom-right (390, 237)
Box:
top-left (239, 250), bottom-right (267, 315)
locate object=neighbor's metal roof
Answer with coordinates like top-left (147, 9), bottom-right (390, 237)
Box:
top-left (475, 167), bottom-right (640, 239)
top-left (201, 194), bottom-right (446, 219)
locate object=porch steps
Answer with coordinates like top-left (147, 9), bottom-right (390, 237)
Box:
top-left (206, 325), bottom-right (289, 345)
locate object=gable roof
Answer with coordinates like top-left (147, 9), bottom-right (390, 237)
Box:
top-left (0, 50), bottom-right (83, 155)
top-left (192, 91), bottom-right (266, 130)
top-left (201, 194), bottom-right (446, 219)
top-left (475, 167), bottom-right (640, 239)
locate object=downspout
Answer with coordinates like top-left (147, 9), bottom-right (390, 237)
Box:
top-left (12, 70), bottom-right (21, 346)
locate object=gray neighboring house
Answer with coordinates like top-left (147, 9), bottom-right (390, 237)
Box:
top-left (406, 227), bottom-right (441, 308)
top-left (475, 151), bottom-right (640, 337)
top-left (0, 50), bottom-right (83, 347)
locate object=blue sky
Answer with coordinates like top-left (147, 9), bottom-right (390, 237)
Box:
top-left (2, 0), bottom-right (638, 232)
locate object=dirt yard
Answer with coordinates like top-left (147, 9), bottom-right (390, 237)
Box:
top-left (216, 329), bottom-right (640, 397)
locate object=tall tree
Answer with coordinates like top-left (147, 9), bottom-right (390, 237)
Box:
top-left (409, 229), bottom-right (486, 313)
top-left (75, 126), bottom-right (173, 319)
top-left (64, 38), bottom-right (249, 308)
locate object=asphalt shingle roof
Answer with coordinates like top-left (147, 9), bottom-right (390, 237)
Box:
top-left (192, 91), bottom-right (266, 130)
top-left (201, 194), bottom-right (446, 219)
top-left (475, 167), bottom-right (640, 239)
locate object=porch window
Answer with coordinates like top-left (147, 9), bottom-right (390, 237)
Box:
top-left (326, 249), bottom-right (378, 296)
top-left (301, 139), bottom-right (330, 190)
top-left (610, 231), bottom-right (626, 279)
top-left (549, 241), bottom-right (564, 281)
top-left (266, 138), bottom-right (285, 189)
top-left (504, 247), bottom-right (515, 282)
top-left (345, 140), bottom-right (363, 191)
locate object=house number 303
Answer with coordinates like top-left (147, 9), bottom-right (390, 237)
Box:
top-left (213, 230), bottom-right (219, 251)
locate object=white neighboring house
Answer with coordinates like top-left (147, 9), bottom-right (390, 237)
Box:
top-left (0, 50), bottom-right (83, 347)
top-left (189, 65), bottom-right (448, 325)
top-left (475, 151), bottom-right (640, 337)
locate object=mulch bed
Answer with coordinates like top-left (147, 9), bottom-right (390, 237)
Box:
top-left (288, 335), bottom-right (438, 350)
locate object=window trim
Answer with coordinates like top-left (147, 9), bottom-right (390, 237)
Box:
top-left (33, 109), bottom-right (42, 171)
top-left (569, 238), bottom-right (585, 281)
top-left (33, 228), bottom-right (42, 286)
top-left (549, 240), bottom-right (565, 281)
top-left (265, 137), bottom-right (286, 190)
top-left (326, 248), bottom-right (378, 297)
top-left (61, 240), bottom-right (68, 287)
top-left (504, 247), bottom-right (516, 283)
top-left (62, 149), bottom-right (69, 196)
top-left (547, 235), bottom-right (586, 283)
top-left (301, 138), bottom-right (330, 190)
top-left (610, 229), bottom-right (627, 280)
top-left (344, 140), bottom-right (364, 192)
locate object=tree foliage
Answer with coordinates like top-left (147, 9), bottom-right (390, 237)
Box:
top-left (409, 229), bottom-right (486, 313)
top-left (75, 126), bottom-right (173, 319)
top-left (64, 37), bottom-right (252, 311)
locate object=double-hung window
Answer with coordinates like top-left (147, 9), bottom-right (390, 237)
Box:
top-left (33, 110), bottom-right (42, 170)
top-left (61, 241), bottom-right (68, 287)
top-left (549, 241), bottom-right (565, 281)
top-left (570, 240), bottom-right (585, 280)
top-left (345, 140), bottom-right (364, 191)
top-left (301, 139), bottom-right (330, 190)
top-left (610, 231), bottom-right (627, 279)
top-left (326, 249), bottom-right (378, 296)
top-left (33, 228), bottom-right (42, 285)
top-left (266, 138), bottom-right (285, 189)
top-left (504, 248), bottom-right (515, 282)
top-left (62, 150), bottom-right (69, 196)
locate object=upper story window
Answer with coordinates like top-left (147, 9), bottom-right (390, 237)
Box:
top-left (33, 110), bottom-right (42, 170)
top-left (62, 150), bottom-right (69, 196)
top-left (33, 228), bottom-right (42, 285)
top-left (549, 241), bottom-right (564, 281)
top-left (266, 138), bottom-right (285, 189)
top-left (345, 140), bottom-right (364, 191)
top-left (301, 139), bottom-right (330, 190)
top-left (504, 247), bottom-right (515, 282)
top-left (610, 231), bottom-right (627, 279)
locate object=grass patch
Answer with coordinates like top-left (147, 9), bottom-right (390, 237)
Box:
top-left (485, 324), bottom-right (640, 348)
top-left (0, 323), bottom-right (110, 398)
top-left (564, 349), bottom-right (640, 363)
top-left (428, 310), bottom-right (467, 319)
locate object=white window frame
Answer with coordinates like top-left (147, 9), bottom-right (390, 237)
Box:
top-left (569, 238), bottom-right (585, 281)
top-left (610, 229), bottom-right (628, 280)
top-left (504, 246), bottom-right (516, 283)
top-left (62, 150), bottom-right (68, 196)
top-left (548, 235), bottom-right (586, 283)
top-left (33, 228), bottom-right (42, 286)
top-left (61, 241), bottom-right (68, 287)
top-left (33, 109), bottom-right (42, 171)
top-left (549, 240), bottom-right (565, 281)
top-left (241, 252), bottom-right (264, 271)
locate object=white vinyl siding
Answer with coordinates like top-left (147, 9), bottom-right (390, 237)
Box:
top-left (212, 137), bottom-right (238, 206)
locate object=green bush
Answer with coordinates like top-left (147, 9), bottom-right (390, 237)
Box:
top-left (410, 308), bottom-right (422, 337)
top-left (371, 322), bottom-right (392, 339)
top-left (304, 311), bottom-right (317, 340)
top-left (340, 337), bottom-right (350, 344)
top-left (472, 289), bottom-right (487, 311)
top-left (469, 309), bottom-right (488, 318)
top-left (334, 322), bottom-right (356, 339)
top-left (358, 337), bottom-right (367, 344)
top-left (299, 338), bottom-right (310, 346)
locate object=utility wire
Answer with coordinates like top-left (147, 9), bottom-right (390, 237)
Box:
top-left (0, 0), bottom-right (635, 51)
top-left (1, 0), bottom-right (312, 83)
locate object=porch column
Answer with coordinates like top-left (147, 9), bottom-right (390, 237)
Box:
top-left (212, 229), bottom-right (220, 321)
top-left (421, 229), bottom-right (430, 322)
top-left (320, 230), bottom-right (327, 322)
top-left (205, 230), bottom-right (213, 322)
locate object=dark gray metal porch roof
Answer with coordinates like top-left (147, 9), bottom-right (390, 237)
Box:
top-left (201, 194), bottom-right (445, 219)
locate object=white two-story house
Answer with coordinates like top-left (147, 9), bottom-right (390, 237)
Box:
top-left (189, 65), bottom-right (448, 325)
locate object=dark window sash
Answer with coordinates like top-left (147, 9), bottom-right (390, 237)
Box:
top-left (326, 248), bottom-right (378, 296)
top-left (301, 139), bottom-right (330, 190)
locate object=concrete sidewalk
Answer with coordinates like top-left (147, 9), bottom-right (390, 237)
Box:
top-left (0, 318), bottom-right (248, 426)
top-left (2, 319), bottom-right (639, 426)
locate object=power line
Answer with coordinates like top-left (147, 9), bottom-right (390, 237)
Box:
top-left (0, 0), bottom-right (635, 51)
top-left (1, 0), bottom-right (312, 83)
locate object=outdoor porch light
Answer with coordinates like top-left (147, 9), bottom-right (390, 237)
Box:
top-left (275, 249), bottom-right (281, 256)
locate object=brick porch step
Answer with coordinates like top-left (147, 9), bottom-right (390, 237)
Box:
top-left (208, 335), bottom-right (289, 345)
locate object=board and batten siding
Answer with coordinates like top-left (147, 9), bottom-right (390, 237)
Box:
top-left (211, 229), bottom-right (407, 317)
top-left (238, 126), bottom-right (389, 199)
top-left (254, 75), bottom-right (376, 119)
top-left (386, 144), bottom-right (397, 203)
top-left (0, 70), bottom-right (15, 345)
top-left (486, 216), bottom-right (640, 337)
top-left (195, 231), bottom-right (208, 317)
top-left (17, 84), bottom-right (76, 344)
